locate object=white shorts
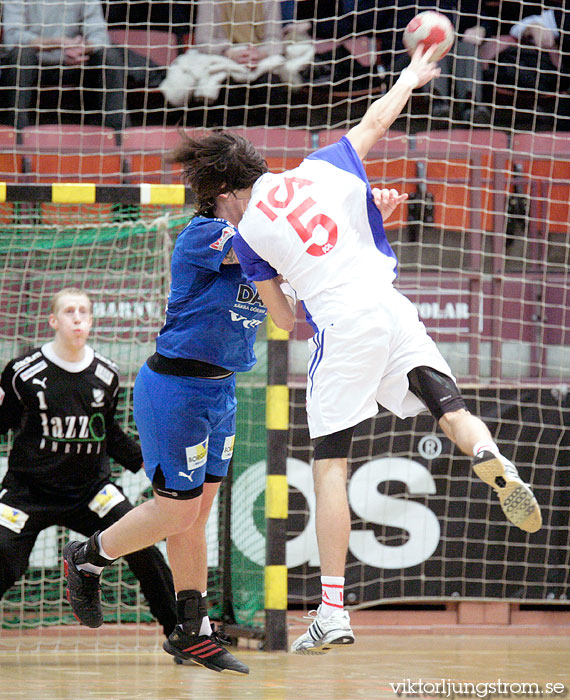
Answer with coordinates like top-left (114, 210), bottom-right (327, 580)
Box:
top-left (305, 286), bottom-right (454, 439)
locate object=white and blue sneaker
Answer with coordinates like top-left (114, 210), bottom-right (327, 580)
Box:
top-left (291, 606), bottom-right (355, 655)
top-left (472, 450), bottom-right (542, 533)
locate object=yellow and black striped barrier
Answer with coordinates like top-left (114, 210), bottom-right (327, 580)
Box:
top-left (264, 316), bottom-right (289, 651)
top-left (0, 182), bottom-right (194, 205)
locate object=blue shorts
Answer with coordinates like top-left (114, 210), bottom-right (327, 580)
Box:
top-left (133, 362), bottom-right (237, 499)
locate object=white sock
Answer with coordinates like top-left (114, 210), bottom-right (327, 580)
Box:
top-left (320, 576), bottom-right (344, 618)
top-left (97, 532), bottom-right (115, 562)
top-left (76, 562), bottom-right (103, 575)
top-left (472, 440), bottom-right (499, 457)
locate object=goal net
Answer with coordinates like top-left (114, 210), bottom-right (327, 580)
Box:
top-left (0, 204), bottom-right (267, 647)
top-left (0, 0), bottom-right (568, 645)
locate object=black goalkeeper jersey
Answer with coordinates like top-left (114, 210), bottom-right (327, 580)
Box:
top-left (0, 344), bottom-right (142, 502)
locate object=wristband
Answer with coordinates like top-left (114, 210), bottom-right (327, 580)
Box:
top-left (280, 282), bottom-right (297, 304)
top-left (397, 68), bottom-right (420, 90)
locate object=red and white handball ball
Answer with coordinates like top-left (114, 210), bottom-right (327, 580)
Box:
top-left (403, 10), bottom-right (455, 62)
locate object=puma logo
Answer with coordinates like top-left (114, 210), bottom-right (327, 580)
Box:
top-left (178, 471), bottom-right (194, 482)
top-left (33, 377), bottom-right (48, 389)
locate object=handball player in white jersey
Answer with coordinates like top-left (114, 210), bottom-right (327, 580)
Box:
top-left (232, 45), bottom-right (542, 655)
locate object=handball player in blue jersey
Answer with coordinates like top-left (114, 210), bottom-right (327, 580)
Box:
top-left (232, 46), bottom-right (542, 654)
top-left (64, 133), bottom-right (295, 675)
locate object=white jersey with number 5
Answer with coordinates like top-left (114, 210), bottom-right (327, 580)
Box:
top-left (234, 137), bottom-right (398, 332)
top-left (234, 136), bottom-right (454, 435)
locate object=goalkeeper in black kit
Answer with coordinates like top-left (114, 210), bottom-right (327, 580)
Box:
top-left (0, 288), bottom-right (176, 636)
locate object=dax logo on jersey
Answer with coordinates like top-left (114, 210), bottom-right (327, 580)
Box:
top-left (210, 226), bottom-right (235, 251)
top-left (91, 388), bottom-right (105, 407)
top-left (184, 437), bottom-right (209, 479)
top-left (236, 284), bottom-right (264, 307)
top-left (0, 503), bottom-right (29, 534)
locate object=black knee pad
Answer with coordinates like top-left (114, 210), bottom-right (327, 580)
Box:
top-left (407, 365), bottom-right (466, 421)
top-left (313, 425), bottom-right (355, 460)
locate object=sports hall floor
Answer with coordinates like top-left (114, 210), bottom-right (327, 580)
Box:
top-left (1, 613), bottom-right (568, 700)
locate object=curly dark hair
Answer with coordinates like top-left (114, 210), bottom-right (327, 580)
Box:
top-left (169, 131), bottom-right (268, 217)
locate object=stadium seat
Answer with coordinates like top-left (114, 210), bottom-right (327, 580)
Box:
top-left (123, 127), bottom-right (314, 184)
top-left (0, 126), bottom-right (22, 182)
top-left (21, 125), bottom-right (122, 183)
top-left (21, 125), bottom-right (123, 224)
top-left (318, 130), bottom-right (413, 229)
top-left (511, 133), bottom-right (570, 236)
top-left (231, 128), bottom-right (315, 172)
top-left (121, 126), bottom-right (194, 183)
top-left (108, 29), bottom-right (179, 68)
top-left (413, 130), bottom-right (509, 234)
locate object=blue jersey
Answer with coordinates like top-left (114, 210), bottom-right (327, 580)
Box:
top-left (155, 216), bottom-right (267, 372)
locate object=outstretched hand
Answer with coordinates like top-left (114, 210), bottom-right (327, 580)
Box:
top-left (372, 188), bottom-right (408, 222)
top-left (407, 45), bottom-right (441, 88)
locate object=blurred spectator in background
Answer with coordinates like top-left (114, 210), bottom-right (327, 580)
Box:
top-left (455, 0), bottom-right (548, 123)
top-left (194, 0), bottom-right (284, 67)
top-left (1, 0), bottom-right (130, 135)
top-left (281, 1), bottom-right (375, 41)
top-left (160, 0), bottom-right (314, 124)
top-left (347, 0), bottom-right (568, 127)
top-left (490, 3), bottom-right (569, 129)
top-left (280, 1), bottom-right (384, 93)
top-left (455, 1), bottom-right (569, 129)
top-left (454, 0), bottom-right (495, 123)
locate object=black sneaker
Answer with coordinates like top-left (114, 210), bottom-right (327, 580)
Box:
top-left (63, 540), bottom-right (104, 628)
top-left (164, 627), bottom-right (249, 675)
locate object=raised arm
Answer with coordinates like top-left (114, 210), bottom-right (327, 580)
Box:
top-left (346, 45), bottom-right (441, 161)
